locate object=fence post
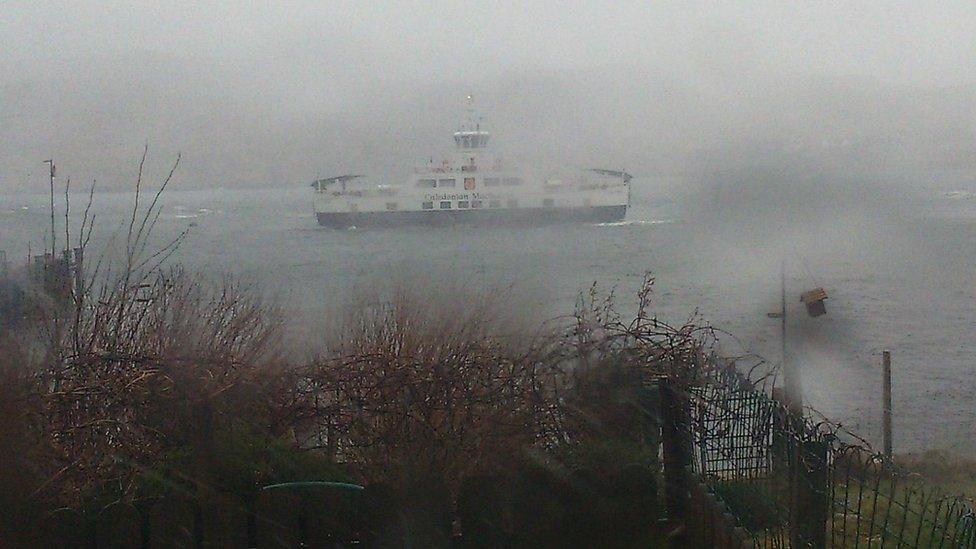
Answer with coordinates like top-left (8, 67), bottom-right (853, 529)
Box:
top-left (771, 388), bottom-right (791, 475)
top-left (883, 350), bottom-right (893, 460)
top-left (660, 380), bottom-right (694, 525)
top-left (794, 440), bottom-right (829, 549)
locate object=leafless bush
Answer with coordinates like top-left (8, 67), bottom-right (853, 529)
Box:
top-left (40, 269), bottom-right (285, 497)
top-left (288, 274), bottom-right (717, 500)
top-left (292, 284), bottom-right (565, 492)
top-left (568, 274), bottom-right (719, 378)
top-left (3, 150), bottom-right (288, 505)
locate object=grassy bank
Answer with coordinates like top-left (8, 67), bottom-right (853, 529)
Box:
top-left (896, 451), bottom-right (976, 498)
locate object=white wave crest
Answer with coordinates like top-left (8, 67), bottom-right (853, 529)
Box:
top-left (594, 219), bottom-right (673, 227)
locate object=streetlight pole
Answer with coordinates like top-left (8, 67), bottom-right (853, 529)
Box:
top-left (769, 259), bottom-right (803, 413)
top-left (780, 258), bottom-right (786, 380)
top-left (44, 159), bottom-right (55, 257)
top-left (781, 259), bottom-right (803, 413)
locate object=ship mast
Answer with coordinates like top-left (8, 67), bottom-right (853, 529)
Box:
top-left (463, 94), bottom-right (477, 131)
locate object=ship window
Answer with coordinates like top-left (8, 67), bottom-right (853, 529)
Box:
top-left (484, 177), bottom-right (500, 187)
top-left (507, 199), bottom-right (518, 208)
top-left (464, 177), bottom-right (476, 190)
top-left (458, 200), bottom-right (469, 209)
top-left (386, 202), bottom-right (398, 211)
top-left (489, 199), bottom-right (501, 208)
top-left (417, 179), bottom-right (436, 188)
top-left (503, 177), bottom-right (522, 186)
top-left (422, 201), bottom-right (433, 210)
top-left (438, 179), bottom-right (456, 188)
top-left (440, 200), bottom-right (452, 209)
top-left (543, 198), bottom-right (554, 208)
top-left (471, 200), bottom-right (483, 208)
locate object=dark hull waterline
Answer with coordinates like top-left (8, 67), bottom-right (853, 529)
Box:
top-left (315, 205), bottom-right (627, 228)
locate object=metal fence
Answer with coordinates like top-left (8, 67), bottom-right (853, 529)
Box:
top-left (672, 357), bottom-right (976, 548)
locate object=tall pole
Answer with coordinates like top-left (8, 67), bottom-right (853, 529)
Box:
top-left (44, 160), bottom-right (55, 257)
top-left (882, 350), bottom-right (893, 459)
top-left (781, 258), bottom-right (786, 375)
top-left (782, 259), bottom-right (803, 414)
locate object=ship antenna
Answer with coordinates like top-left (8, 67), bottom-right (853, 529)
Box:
top-left (464, 94), bottom-right (475, 130)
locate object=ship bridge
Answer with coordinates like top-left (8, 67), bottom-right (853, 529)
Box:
top-left (451, 95), bottom-right (496, 171)
top-left (454, 94), bottom-right (491, 150)
top-left (454, 129), bottom-right (490, 150)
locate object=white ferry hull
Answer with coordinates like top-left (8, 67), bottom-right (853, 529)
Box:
top-left (315, 204), bottom-right (626, 228)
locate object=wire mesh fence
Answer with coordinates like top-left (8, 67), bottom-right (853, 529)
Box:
top-left (678, 356), bottom-right (976, 548)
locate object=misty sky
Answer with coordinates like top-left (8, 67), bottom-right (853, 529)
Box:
top-left (2, 2), bottom-right (975, 189)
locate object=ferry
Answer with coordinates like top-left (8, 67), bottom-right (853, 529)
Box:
top-left (312, 97), bottom-right (631, 228)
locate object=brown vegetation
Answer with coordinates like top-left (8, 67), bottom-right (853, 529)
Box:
top-left (0, 153), bottom-right (718, 545)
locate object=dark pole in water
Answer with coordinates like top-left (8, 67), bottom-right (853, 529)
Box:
top-left (883, 350), bottom-right (893, 459)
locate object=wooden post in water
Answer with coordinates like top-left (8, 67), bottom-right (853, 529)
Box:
top-left (883, 350), bottom-right (893, 459)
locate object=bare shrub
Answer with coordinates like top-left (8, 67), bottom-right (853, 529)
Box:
top-left (41, 269), bottom-right (285, 498)
top-left (5, 151), bottom-right (290, 506)
top-left (291, 275), bottom-right (715, 491)
top-left (294, 283), bottom-right (566, 493)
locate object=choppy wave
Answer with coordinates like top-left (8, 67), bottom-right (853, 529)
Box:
top-left (943, 191), bottom-right (976, 200)
top-left (171, 206), bottom-right (221, 220)
top-left (594, 219), bottom-right (673, 227)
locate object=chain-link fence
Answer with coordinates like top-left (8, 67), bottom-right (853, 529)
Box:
top-left (671, 356), bottom-right (976, 548)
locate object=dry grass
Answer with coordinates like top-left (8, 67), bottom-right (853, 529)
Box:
top-left (896, 450), bottom-right (976, 499)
